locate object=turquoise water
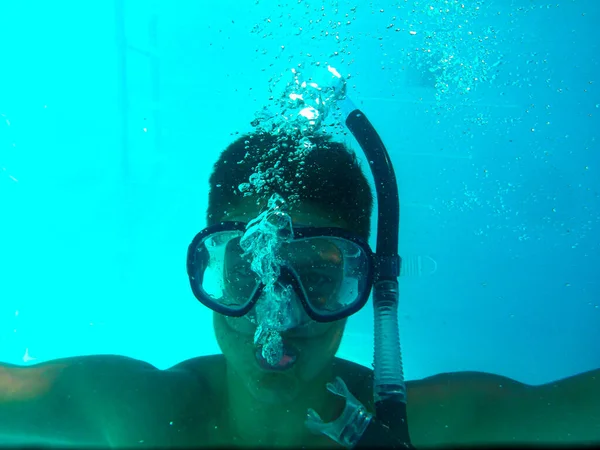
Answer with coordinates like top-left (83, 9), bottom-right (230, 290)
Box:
top-left (0, 0), bottom-right (598, 386)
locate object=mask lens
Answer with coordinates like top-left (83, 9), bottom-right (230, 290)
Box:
top-left (286, 237), bottom-right (369, 318)
top-left (197, 230), bottom-right (259, 311)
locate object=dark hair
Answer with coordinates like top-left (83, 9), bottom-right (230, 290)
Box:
top-left (207, 131), bottom-right (373, 239)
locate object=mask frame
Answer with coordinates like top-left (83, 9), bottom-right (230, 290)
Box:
top-left (187, 220), bottom-right (375, 322)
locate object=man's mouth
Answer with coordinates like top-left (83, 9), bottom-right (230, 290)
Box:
top-left (255, 341), bottom-right (298, 371)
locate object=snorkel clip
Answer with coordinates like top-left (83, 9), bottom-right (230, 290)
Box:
top-left (305, 377), bottom-right (372, 449)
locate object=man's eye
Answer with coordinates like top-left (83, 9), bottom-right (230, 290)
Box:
top-left (230, 264), bottom-right (255, 280)
top-left (304, 273), bottom-right (335, 288)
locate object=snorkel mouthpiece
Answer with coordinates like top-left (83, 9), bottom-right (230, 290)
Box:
top-left (239, 193), bottom-right (297, 367)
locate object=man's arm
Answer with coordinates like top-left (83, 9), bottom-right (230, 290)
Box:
top-left (474, 368), bottom-right (600, 444)
top-left (0, 358), bottom-right (113, 446)
top-left (0, 355), bottom-right (192, 447)
top-left (407, 369), bottom-right (600, 446)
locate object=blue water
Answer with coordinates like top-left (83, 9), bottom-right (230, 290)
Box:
top-left (1, 0), bottom-right (598, 387)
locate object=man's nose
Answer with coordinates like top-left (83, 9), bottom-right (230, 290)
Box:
top-left (251, 283), bottom-right (310, 332)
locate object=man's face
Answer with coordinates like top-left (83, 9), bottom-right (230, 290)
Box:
top-left (213, 200), bottom-right (350, 405)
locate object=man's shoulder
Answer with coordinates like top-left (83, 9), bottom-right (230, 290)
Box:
top-left (168, 353), bottom-right (226, 375)
top-left (40, 353), bottom-right (225, 380)
top-left (167, 354), bottom-right (227, 396)
top-left (61, 353), bottom-right (226, 401)
top-left (329, 359), bottom-right (521, 413)
top-left (60, 354), bottom-right (225, 446)
top-left (47, 353), bottom-right (222, 411)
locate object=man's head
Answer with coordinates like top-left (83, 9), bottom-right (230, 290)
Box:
top-left (207, 132), bottom-right (373, 240)
top-left (206, 131), bottom-right (373, 404)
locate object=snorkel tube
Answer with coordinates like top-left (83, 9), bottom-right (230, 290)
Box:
top-left (306, 96), bottom-right (412, 448)
top-left (306, 94), bottom-right (412, 449)
top-left (340, 96), bottom-right (412, 447)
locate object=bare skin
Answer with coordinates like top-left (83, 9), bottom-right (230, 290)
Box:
top-left (0, 201), bottom-right (599, 447)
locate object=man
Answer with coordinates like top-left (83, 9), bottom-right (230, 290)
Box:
top-left (0, 130), bottom-right (598, 448)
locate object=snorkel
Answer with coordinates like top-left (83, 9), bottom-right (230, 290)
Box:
top-left (240, 66), bottom-right (412, 448)
top-left (339, 96), bottom-right (412, 447)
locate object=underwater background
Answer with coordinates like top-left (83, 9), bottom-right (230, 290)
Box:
top-left (1, 0), bottom-right (598, 385)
